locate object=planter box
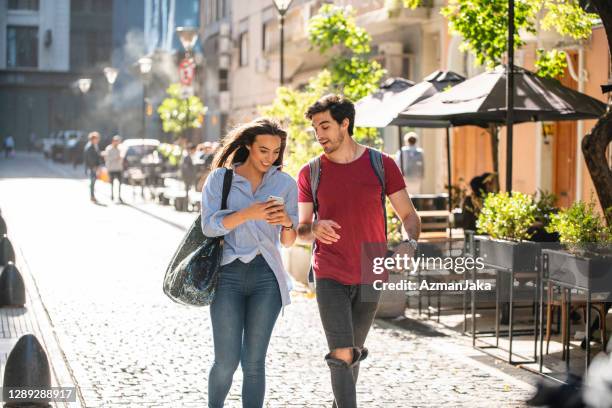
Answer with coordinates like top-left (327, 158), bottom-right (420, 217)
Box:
top-left (543, 248), bottom-right (612, 293)
top-left (375, 273), bottom-right (407, 318)
top-left (475, 236), bottom-right (539, 271)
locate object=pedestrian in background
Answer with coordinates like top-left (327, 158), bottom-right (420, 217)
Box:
top-left (103, 135), bottom-right (124, 203)
top-left (180, 143), bottom-right (198, 199)
top-left (83, 132), bottom-right (103, 203)
top-left (395, 132), bottom-right (424, 194)
top-left (201, 118), bottom-right (298, 408)
top-left (4, 135), bottom-right (15, 158)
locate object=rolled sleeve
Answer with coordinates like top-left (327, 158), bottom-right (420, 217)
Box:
top-left (201, 169), bottom-right (233, 237)
top-left (286, 180), bottom-right (299, 229)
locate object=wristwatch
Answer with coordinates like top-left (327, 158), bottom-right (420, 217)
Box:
top-left (402, 238), bottom-right (418, 251)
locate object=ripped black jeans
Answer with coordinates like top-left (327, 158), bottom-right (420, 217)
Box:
top-left (315, 278), bottom-right (381, 408)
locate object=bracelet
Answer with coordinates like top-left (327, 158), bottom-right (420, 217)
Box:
top-left (281, 223), bottom-right (294, 231)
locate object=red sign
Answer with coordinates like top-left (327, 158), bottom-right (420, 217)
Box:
top-left (179, 58), bottom-right (195, 85)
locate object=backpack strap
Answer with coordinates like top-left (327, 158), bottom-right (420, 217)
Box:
top-left (368, 148), bottom-right (388, 238)
top-left (221, 168), bottom-right (233, 210)
top-left (307, 156), bottom-right (322, 286)
top-left (308, 156), bottom-right (322, 215)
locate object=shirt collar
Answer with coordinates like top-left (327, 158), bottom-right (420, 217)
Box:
top-left (231, 162), bottom-right (281, 182)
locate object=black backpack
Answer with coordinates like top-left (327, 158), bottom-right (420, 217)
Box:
top-left (307, 148), bottom-right (387, 285)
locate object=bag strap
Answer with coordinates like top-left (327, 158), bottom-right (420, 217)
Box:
top-left (308, 155), bottom-right (322, 216)
top-left (307, 156), bottom-right (322, 286)
top-left (221, 168), bottom-right (233, 210)
top-left (368, 148), bottom-right (388, 238)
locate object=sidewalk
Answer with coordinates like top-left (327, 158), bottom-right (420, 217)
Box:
top-left (0, 244), bottom-right (82, 407)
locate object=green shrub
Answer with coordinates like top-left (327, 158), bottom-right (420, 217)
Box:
top-left (476, 192), bottom-right (537, 241)
top-left (545, 200), bottom-right (612, 255)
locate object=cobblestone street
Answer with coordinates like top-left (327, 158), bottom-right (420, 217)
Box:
top-left (0, 153), bottom-right (539, 407)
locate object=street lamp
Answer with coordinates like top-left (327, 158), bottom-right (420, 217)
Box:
top-left (103, 67), bottom-right (119, 135)
top-left (272, 0), bottom-right (293, 86)
top-left (77, 78), bottom-right (92, 131)
top-left (176, 27), bottom-right (199, 57)
top-left (138, 57), bottom-right (153, 143)
top-left (77, 78), bottom-right (92, 94)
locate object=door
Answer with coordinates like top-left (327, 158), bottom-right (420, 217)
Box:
top-left (552, 52), bottom-right (578, 208)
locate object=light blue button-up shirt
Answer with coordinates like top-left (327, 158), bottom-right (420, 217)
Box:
top-left (201, 164), bottom-right (299, 307)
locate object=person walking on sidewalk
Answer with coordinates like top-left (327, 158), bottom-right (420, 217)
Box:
top-left (180, 143), bottom-right (198, 199)
top-left (103, 135), bottom-right (125, 203)
top-left (83, 132), bottom-right (103, 203)
top-left (297, 94), bottom-right (421, 408)
top-left (4, 135), bottom-right (15, 158)
top-left (201, 118), bottom-right (298, 408)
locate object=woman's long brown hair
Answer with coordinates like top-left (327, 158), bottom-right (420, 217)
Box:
top-left (211, 117), bottom-right (287, 169)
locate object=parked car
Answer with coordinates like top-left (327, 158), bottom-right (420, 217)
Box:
top-left (121, 138), bottom-right (161, 169)
top-left (53, 130), bottom-right (86, 163)
top-left (42, 131), bottom-right (60, 159)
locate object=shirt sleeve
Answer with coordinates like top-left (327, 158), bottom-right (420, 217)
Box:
top-left (297, 164), bottom-right (313, 203)
top-left (383, 153), bottom-right (406, 196)
top-left (201, 168), bottom-right (235, 237)
top-left (285, 177), bottom-right (299, 229)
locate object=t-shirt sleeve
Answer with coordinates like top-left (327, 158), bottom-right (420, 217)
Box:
top-left (297, 164), bottom-right (313, 203)
top-left (383, 153), bottom-right (406, 196)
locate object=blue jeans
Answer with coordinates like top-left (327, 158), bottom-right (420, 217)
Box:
top-left (208, 255), bottom-right (282, 408)
top-left (88, 167), bottom-right (97, 199)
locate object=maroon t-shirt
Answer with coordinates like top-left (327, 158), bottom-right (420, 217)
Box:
top-left (297, 148), bottom-right (406, 284)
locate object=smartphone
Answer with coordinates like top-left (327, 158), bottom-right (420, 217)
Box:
top-left (267, 195), bottom-right (284, 205)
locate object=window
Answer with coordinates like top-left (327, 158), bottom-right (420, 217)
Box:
top-left (239, 32), bottom-right (249, 67)
top-left (92, 0), bottom-right (112, 13)
top-left (219, 69), bottom-right (228, 91)
top-left (8, 0), bottom-right (39, 10)
top-left (6, 26), bottom-right (38, 68)
top-left (70, 0), bottom-right (86, 12)
top-left (262, 21), bottom-right (275, 52)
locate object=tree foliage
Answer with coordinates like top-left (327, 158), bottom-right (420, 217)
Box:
top-left (260, 4), bottom-right (384, 177)
top-left (157, 84), bottom-right (208, 139)
top-left (394, 0), bottom-right (598, 79)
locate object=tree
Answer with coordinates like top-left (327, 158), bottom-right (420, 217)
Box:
top-left (394, 0), bottom-right (612, 223)
top-left (260, 4), bottom-right (385, 177)
top-left (157, 84), bottom-right (208, 142)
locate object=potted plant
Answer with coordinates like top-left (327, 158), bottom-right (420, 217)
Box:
top-left (543, 200), bottom-right (612, 291)
top-left (475, 191), bottom-right (540, 271)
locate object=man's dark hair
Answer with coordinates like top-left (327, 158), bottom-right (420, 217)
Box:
top-left (305, 94), bottom-right (355, 136)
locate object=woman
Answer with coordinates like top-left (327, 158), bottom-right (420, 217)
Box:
top-left (201, 118), bottom-right (298, 408)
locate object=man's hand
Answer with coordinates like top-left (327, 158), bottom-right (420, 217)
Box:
top-left (313, 220), bottom-right (341, 244)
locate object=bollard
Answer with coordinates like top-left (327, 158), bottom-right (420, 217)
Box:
top-left (2, 334), bottom-right (51, 408)
top-left (0, 215), bottom-right (6, 236)
top-left (0, 235), bottom-right (15, 266)
top-left (0, 263), bottom-right (25, 307)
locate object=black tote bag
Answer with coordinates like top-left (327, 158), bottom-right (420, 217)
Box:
top-left (162, 169), bottom-right (233, 306)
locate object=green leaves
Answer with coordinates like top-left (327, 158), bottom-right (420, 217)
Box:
top-left (441, 0), bottom-right (536, 70)
top-left (307, 4), bottom-right (372, 54)
top-left (541, 0), bottom-right (598, 40)
top-left (546, 200), bottom-right (612, 249)
top-left (438, 0), bottom-right (595, 78)
top-left (477, 191), bottom-right (538, 241)
top-left (534, 49), bottom-right (568, 79)
top-left (157, 84), bottom-right (208, 138)
top-left (260, 4), bottom-right (385, 177)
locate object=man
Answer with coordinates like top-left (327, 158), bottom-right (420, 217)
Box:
top-left (4, 135), bottom-right (15, 158)
top-left (297, 94), bottom-right (421, 408)
top-left (103, 135), bottom-right (124, 203)
top-left (395, 132), bottom-right (424, 194)
top-left (180, 143), bottom-right (198, 199)
top-left (83, 132), bottom-right (103, 203)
